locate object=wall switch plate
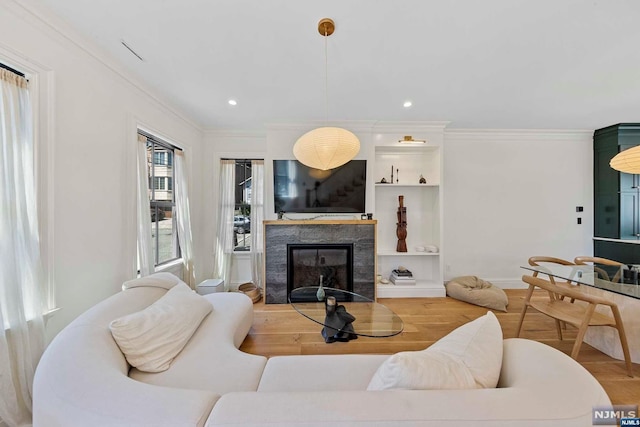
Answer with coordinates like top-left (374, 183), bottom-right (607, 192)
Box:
top-left (576, 206), bottom-right (584, 212)
top-left (577, 217), bottom-right (582, 224)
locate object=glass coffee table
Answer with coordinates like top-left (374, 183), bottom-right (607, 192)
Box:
top-left (288, 287), bottom-right (404, 337)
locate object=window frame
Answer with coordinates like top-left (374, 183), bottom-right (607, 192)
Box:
top-left (230, 159), bottom-right (253, 252)
top-left (140, 130), bottom-right (181, 267)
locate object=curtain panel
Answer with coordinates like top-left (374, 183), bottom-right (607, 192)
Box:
top-left (213, 160), bottom-right (235, 290)
top-left (136, 134), bottom-right (154, 276)
top-left (0, 68), bottom-right (46, 426)
top-left (174, 152), bottom-right (195, 287)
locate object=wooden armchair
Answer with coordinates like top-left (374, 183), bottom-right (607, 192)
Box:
top-left (528, 256), bottom-right (575, 286)
top-left (528, 256), bottom-right (577, 303)
top-left (516, 274), bottom-right (633, 377)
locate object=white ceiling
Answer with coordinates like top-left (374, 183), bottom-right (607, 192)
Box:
top-left (35, 0), bottom-right (640, 131)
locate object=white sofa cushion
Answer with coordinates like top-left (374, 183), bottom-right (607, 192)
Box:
top-left (258, 354), bottom-right (390, 392)
top-left (367, 311), bottom-right (503, 390)
top-left (110, 282), bottom-right (212, 372)
top-left (122, 271), bottom-right (181, 290)
top-left (130, 292), bottom-right (267, 395)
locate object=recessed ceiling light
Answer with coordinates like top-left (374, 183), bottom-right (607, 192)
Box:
top-left (228, 99), bottom-right (237, 106)
top-left (403, 100), bottom-right (413, 108)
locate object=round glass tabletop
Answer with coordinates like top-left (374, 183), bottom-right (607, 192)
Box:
top-left (288, 286), bottom-right (404, 338)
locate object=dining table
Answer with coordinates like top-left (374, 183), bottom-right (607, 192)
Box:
top-left (521, 261), bottom-right (640, 364)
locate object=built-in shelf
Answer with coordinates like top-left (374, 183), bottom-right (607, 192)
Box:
top-left (375, 183), bottom-right (439, 188)
top-left (377, 250), bottom-right (439, 256)
top-left (377, 281), bottom-right (445, 298)
top-left (373, 133), bottom-right (444, 298)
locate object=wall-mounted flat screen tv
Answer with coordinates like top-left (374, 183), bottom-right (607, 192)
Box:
top-left (273, 160), bottom-right (366, 213)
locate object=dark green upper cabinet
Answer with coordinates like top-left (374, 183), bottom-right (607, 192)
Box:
top-left (594, 123), bottom-right (640, 239)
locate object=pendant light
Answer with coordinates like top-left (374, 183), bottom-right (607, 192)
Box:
top-left (293, 18), bottom-right (360, 171)
top-left (610, 145), bottom-right (640, 174)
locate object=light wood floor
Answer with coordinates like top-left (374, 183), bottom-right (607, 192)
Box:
top-left (240, 289), bottom-right (640, 405)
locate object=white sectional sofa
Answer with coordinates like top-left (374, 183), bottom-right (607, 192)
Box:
top-left (34, 273), bottom-right (611, 426)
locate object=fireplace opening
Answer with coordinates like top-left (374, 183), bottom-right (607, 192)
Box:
top-left (287, 243), bottom-right (354, 299)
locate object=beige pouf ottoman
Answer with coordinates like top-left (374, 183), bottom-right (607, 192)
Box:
top-left (445, 276), bottom-right (508, 312)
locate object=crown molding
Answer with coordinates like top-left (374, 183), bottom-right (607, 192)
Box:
top-left (444, 128), bottom-right (593, 142)
top-left (6, 0), bottom-right (203, 132)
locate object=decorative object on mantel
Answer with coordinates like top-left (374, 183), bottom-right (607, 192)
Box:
top-left (316, 275), bottom-right (325, 301)
top-left (396, 195), bottom-right (407, 252)
top-left (378, 177), bottom-right (388, 184)
top-left (390, 165), bottom-right (394, 184)
top-left (610, 145), bottom-right (640, 174)
top-left (293, 18), bottom-right (360, 171)
top-left (396, 168), bottom-right (399, 183)
top-left (398, 135), bottom-right (426, 144)
top-left (419, 174), bottom-right (426, 184)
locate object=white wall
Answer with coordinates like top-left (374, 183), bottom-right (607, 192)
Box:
top-left (0, 0), bottom-right (204, 340)
top-left (442, 130), bottom-right (594, 288)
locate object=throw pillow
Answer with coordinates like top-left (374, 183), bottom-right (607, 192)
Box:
top-left (367, 311), bottom-right (503, 390)
top-left (445, 276), bottom-right (508, 312)
top-left (109, 283), bottom-right (212, 372)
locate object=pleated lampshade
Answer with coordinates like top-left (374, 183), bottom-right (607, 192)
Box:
top-left (610, 145), bottom-right (640, 174)
top-left (293, 126), bottom-right (360, 171)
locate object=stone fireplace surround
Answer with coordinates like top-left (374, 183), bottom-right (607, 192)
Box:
top-left (264, 220), bottom-right (376, 304)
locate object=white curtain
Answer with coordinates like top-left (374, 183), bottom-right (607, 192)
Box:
top-left (136, 134), bottom-right (154, 276)
top-left (174, 152), bottom-right (195, 287)
top-left (0, 68), bottom-right (46, 426)
top-left (213, 160), bottom-right (235, 290)
top-left (250, 160), bottom-right (264, 290)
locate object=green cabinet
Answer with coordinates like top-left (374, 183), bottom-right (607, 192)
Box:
top-left (594, 239), bottom-right (640, 265)
top-left (593, 124), bottom-right (640, 240)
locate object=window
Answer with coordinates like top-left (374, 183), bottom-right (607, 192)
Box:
top-left (142, 131), bottom-right (180, 265)
top-left (151, 176), bottom-right (173, 191)
top-left (153, 151), bottom-right (173, 166)
top-left (233, 159), bottom-right (253, 251)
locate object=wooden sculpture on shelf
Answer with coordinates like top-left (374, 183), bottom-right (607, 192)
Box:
top-left (396, 195), bottom-right (407, 252)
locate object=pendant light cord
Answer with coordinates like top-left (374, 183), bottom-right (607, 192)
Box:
top-left (324, 24), bottom-right (329, 124)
